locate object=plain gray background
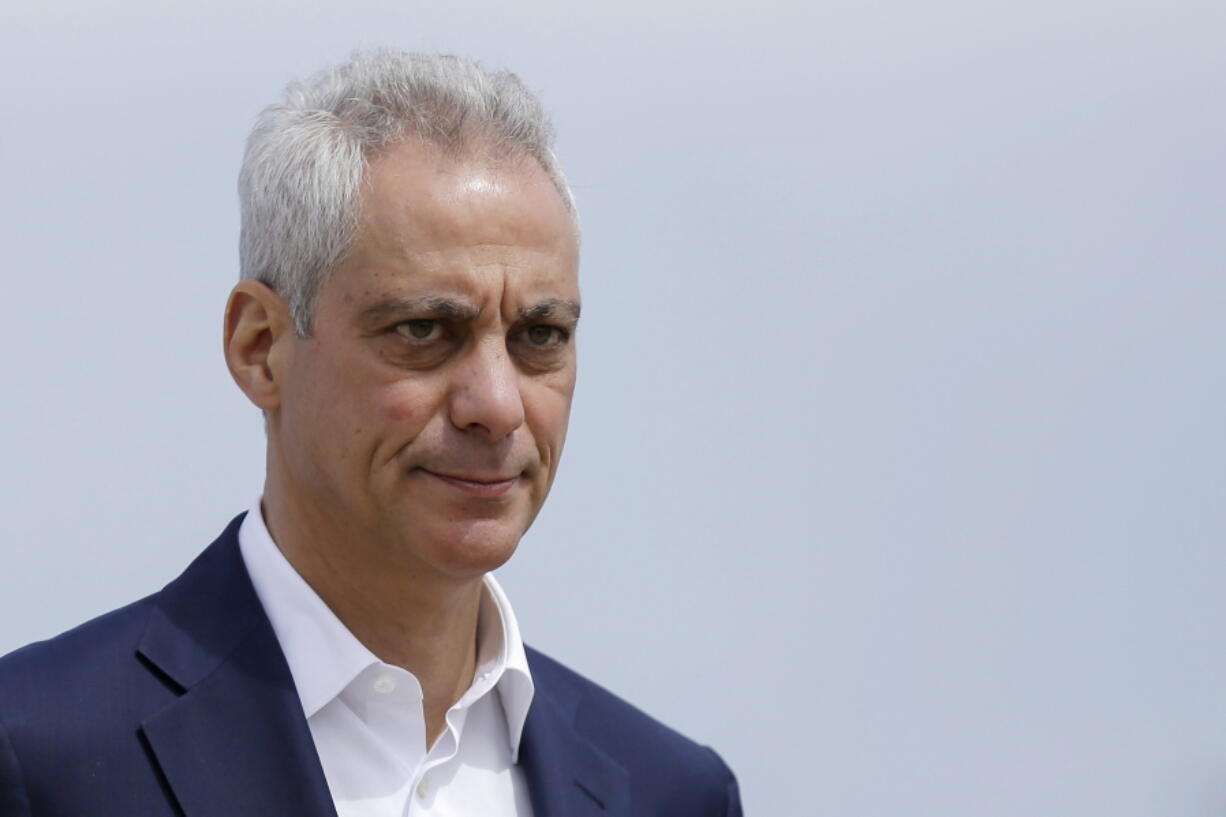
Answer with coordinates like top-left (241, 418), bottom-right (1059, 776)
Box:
top-left (2, 1), bottom-right (1224, 814)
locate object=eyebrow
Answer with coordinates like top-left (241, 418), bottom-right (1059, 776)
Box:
top-left (519, 298), bottom-right (582, 325)
top-left (357, 294), bottom-right (581, 328)
top-left (358, 295), bottom-right (480, 326)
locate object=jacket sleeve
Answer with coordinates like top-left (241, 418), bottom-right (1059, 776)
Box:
top-left (703, 746), bottom-right (742, 817)
top-left (0, 714), bottom-right (32, 817)
top-left (725, 773), bottom-right (743, 817)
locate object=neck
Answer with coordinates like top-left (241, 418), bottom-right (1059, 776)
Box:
top-left (260, 479), bottom-right (484, 746)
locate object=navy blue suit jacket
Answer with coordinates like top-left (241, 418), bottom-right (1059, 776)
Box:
top-left (0, 516), bottom-right (740, 816)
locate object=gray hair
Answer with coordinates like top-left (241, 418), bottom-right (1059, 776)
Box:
top-left (238, 49), bottom-right (577, 336)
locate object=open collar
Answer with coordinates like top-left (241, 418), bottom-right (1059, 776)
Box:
top-left (237, 500), bottom-right (536, 757)
top-left (134, 514), bottom-right (625, 817)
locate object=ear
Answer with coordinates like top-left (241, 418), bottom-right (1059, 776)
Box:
top-left (223, 280), bottom-right (295, 412)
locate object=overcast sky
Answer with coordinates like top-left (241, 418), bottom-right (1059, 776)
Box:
top-left (1, 1), bottom-right (1224, 814)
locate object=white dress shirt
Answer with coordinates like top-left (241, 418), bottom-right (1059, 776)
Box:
top-left (237, 502), bottom-right (536, 817)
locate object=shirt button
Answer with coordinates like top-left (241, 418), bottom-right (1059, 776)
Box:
top-left (372, 675), bottom-right (395, 694)
top-left (416, 778), bottom-right (429, 798)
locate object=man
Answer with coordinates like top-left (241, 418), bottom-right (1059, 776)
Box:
top-left (0, 50), bottom-right (740, 816)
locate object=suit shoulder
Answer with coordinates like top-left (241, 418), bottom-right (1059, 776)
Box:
top-left (0, 516), bottom-right (246, 691)
top-left (0, 594), bottom-right (156, 694)
top-left (525, 646), bottom-right (737, 794)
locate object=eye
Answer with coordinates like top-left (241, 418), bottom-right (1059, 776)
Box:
top-left (396, 319), bottom-right (442, 341)
top-left (525, 325), bottom-right (565, 347)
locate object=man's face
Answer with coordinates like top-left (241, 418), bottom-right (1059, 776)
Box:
top-left (271, 141), bottom-right (579, 581)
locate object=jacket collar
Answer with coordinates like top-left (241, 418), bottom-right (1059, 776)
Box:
top-left (520, 648), bottom-right (630, 817)
top-left (136, 514), bottom-right (337, 817)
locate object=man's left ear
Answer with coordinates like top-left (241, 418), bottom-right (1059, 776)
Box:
top-left (223, 280), bottom-right (295, 412)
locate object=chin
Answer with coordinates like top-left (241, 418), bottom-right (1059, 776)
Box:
top-left (421, 518), bottom-right (526, 579)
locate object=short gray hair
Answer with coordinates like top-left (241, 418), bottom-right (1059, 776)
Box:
top-left (238, 49), bottom-right (577, 336)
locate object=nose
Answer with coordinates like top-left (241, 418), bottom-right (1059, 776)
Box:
top-left (447, 338), bottom-right (525, 442)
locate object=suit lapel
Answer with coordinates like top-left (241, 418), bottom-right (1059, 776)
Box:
top-left (518, 666), bottom-right (629, 817)
top-left (136, 517), bottom-right (336, 817)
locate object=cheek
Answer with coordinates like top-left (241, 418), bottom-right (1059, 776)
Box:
top-left (379, 377), bottom-right (447, 434)
top-left (287, 353), bottom-right (412, 454)
top-left (526, 380), bottom-right (576, 456)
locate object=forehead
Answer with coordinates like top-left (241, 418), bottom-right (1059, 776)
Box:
top-left (317, 139), bottom-right (580, 321)
top-left (354, 139), bottom-right (577, 267)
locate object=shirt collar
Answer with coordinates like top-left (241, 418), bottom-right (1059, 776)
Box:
top-left (236, 500), bottom-right (535, 758)
top-left (482, 568), bottom-right (534, 759)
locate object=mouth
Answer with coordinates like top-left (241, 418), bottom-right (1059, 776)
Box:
top-left (419, 469), bottom-right (522, 498)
